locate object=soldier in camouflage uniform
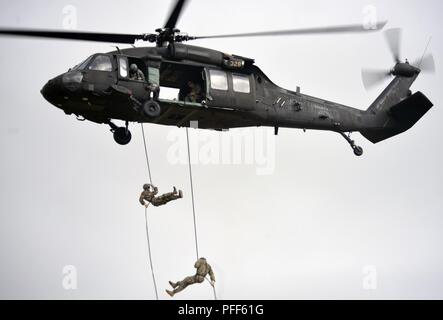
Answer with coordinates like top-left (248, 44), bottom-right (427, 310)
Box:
top-left (139, 183), bottom-right (183, 207)
top-left (166, 257), bottom-right (216, 297)
top-left (129, 64), bottom-right (145, 81)
top-left (185, 81), bottom-right (203, 103)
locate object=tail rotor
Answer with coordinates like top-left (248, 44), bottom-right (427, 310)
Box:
top-left (361, 28), bottom-right (435, 90)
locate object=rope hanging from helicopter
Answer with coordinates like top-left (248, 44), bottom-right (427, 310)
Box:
top-left (185, 128), bottom-right (218, 300)
top-left (140, 124), bottom-right (217, 300)
top-left (140, 124), bottom-right (159, 300)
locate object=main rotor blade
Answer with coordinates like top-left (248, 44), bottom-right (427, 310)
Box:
top-left (413, 53), bottom-right (435, 73)
top-left (361, 68), bottom-right (391, 90)
top-left (385, 28), bottom-right (402, 63)
top-left (194, 21), bottom-right (387, 40)
top-left (0, 29), bottom-right (150, 44)
top-left (164, 0), bottom-right (188, 29)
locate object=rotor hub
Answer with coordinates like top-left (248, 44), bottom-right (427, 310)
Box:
top-left (141, 28), bottom-right (196, 46)
top-left (391, 61), bottom-right (419, 77)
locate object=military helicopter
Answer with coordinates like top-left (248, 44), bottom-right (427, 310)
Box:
top-left (0, 0), bottom-right (435, 156)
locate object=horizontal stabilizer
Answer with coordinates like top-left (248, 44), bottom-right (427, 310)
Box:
top-left (389, 91), bottom-right (433, 127)
top-left (361, 92), bottom-right (433, 143)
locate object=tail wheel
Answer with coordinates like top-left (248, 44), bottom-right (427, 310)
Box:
top-left (339, 132), bottom-right (364, 157)
top-left (143, 100), bottom-right (161, 118)
top-left (113, 127), bottom-right (132, 145)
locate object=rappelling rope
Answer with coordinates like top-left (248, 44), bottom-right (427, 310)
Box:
top-left (140, 123), bottom-right (159, 300)
top-left (141, 123), bottom-right (153, 184)
top-left (185, 128), bottom-right (200, 259)
top-left (185, 127), bottom-right (217, 300)
top-left (144, 206), bottom-right (159, 300)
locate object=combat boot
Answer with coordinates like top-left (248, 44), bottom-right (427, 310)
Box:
top-left (169, 281), bottom-right (178, 288)
top-left (179, 190), bottom-right (183, 198)
top-left (166, 289), bottom-right (174, 297)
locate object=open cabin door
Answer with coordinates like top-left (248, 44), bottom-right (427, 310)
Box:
top-left (159, 62), bottom-right (206, 104)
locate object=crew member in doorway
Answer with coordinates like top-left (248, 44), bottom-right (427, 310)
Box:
top-left (129, 63), bottom-right (145, 81)
top-left (139, 183), bottom-right (183, 207)
top-left (185, 81), bottom-right (202, 103)
top-left (166, 257), bottom-right (216, 297)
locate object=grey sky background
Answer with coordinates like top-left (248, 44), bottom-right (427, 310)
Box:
top-left (0, 0), bottom-right (442, 299)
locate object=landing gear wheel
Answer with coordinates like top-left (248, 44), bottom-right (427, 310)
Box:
top-left (143, 100), bottom-right (161, 118)
top-left (113, 127), bottom-right (132, 145)
top-left (353, 146), bottom-right (364, 157)
top-left (338, 132), bottom-right (364, 157)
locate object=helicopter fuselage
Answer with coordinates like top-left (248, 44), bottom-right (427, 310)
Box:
top-left (40, 42), bottom-right (431, 155)
top-left (41, 44), bottom-right (373, 133)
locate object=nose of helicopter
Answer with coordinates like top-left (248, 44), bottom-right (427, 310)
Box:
top-left (41, 75), bottom-right (64, 106)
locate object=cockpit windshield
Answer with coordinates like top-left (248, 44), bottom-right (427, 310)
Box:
top-left (87, 55), bottom-right (112, 72)
top-left (71, 54), bottom-right (112, 72)
top-left (72, 56), bottom-right (93, 71)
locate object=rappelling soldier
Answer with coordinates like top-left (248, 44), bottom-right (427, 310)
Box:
top-left (139, 183), bottom-right (183, 207)
top-left (166, 257), bottom-right (216, 297)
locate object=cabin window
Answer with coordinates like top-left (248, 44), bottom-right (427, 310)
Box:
top-left (148, 67), bottom-right (160, 86)
top-left (119, 57), bottom-right (128, 78)
top-left (209, 70), bottom-right (228, 91)
top-left (88, 55), bottom-right (112, 72)
top-left (232, 74), bottom-right (250, 93)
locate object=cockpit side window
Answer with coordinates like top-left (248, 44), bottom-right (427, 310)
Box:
top-left (119, 56), bottom-right (128, 78)
top-left (88, 55), bottom-right (113, 72)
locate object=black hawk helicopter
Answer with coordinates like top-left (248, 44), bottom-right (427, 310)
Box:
top-left (0, 0), bottom-right (435, 156)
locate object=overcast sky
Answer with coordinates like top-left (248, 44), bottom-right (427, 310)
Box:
top-left (0, 0), bottom-right (442, 300)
